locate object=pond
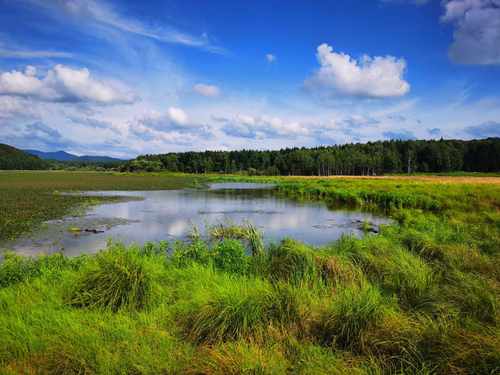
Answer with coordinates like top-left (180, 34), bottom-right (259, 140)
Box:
top-left (4, 183), bottom-right (391, 256)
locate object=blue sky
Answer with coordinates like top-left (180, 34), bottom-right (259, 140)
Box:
top-left (0, 0), bottom-right (499, 157)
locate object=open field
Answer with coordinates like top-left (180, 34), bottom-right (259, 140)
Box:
top-left (280, 174), bottom-right (500, 185)
top-left (0, 171), bottom-right (499, 374)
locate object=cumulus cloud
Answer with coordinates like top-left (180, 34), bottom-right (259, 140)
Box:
top-left (0, 65), bottom-right (136, 104)
top-left (266, 54), bottom-right (276, 63)
top-left (465, 121), bottom-right (500, 138)
top-left (193, 83), bottom-right (220, 97)
top-left (216, 114), bottom-right (309, 139)
top-left (130, 107), bottom-right (213, 141)
top-left (441, 0), bottom-right (500, 65)
top-left (305, 43), bottom-right (410, 98)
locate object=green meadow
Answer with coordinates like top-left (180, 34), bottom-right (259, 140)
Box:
top-left (0, 171), bottom-right (499, 374)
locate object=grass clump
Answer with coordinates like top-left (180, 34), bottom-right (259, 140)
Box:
top-left (189, 341), bottom-right (290, 374)
top-left (443, 270), bottom-right (497, 324)
top-left (266, 238), bottom-right (318, 285)
top-left (172, 238), bottom-right (211, 267)
top-left (314, 254), bottom-right (365, 287)
top-left (67, 243), bottom-right (155, 312)
top-left (363, 310), bottom-right (427, 373)
top-left (313, 282), bottom-right (385, 351)
top-left (209, 222), bottom-right (265, 256)
top-left (417, 314), bottom-right (500, 374)
top-left (183, 279), bottom-right (303, 344)
top-left (212, 239), bottom-right (248, 274)
top-left (335, 236), bottom-right (435, 309)
top-left (0, 252), bottom-right (78, 288)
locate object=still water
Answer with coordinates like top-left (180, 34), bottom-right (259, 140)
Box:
top-left (5, 183), bottom-right (390, 256)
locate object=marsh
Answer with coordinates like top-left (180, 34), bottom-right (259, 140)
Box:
top-left (5, 183), bottom-right (390, 256)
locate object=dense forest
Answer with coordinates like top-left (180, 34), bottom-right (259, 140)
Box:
top-left (0, 144), bottom-right (49, 170)
top-left (129, 138), bottom-right (500, 175)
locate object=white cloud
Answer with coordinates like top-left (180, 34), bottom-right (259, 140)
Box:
top-left (441, 0), bottom-right (500, 65)
top-left (193, 83), bottom-right (220, 97)
top-left (0, 96), bottom-right (38, 121)
top-left (167, 107), bottom-right (188, 125)
top-left (305, 43), bottom-right (410, 98)
top-left (216, 114), bottom-right (309, 139)
top-left (266, 53), bottom-right (276, 63)
top-left (0, 64), bottom-right (136, 104)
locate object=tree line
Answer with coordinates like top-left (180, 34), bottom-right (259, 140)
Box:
top-left (126, 138), bottom-right (500, 175)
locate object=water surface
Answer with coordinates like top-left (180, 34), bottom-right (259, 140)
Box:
top-left (5, 183), bottom-right (390, 256)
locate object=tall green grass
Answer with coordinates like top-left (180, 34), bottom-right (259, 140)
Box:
top-left (313, 282), bottom-right (385, 351)
top-left (67, 243), bottom-right (157, 311)
top-left (183, 278), bottom-right (303, 344)
top-left (1, 173), bottom-right (499, 374)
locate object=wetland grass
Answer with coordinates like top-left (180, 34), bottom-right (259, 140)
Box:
top-left (0, 172), bottom-right (499, 373)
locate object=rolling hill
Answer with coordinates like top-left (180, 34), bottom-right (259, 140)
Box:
top-left (0, 144), bottom-right (49, 170)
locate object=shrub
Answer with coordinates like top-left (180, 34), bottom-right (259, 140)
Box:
top-left (267, 239), bottom-right (318, 285)
top-left (313, 283), bottom-right (385, 351)
top-left (212, 239), bottom-right (248, 274)
top-left (67, 244), bottom-right (154, 311)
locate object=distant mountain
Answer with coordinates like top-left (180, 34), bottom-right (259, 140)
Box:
top-left (0, 144), bottom-right (49, 170)
top-left (24, 149), bottom-right (78, 161)
top-left (24, 149), bottom-right (125, 163)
